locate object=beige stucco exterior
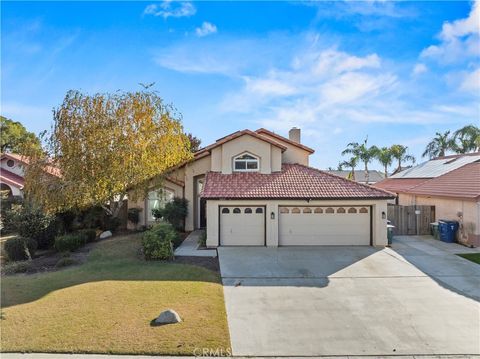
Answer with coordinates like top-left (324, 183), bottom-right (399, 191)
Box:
top-left (0, 157), bottom-right (25, 197)
top-left (127, 129), bottom-right (390, 247)
top-left (206, 199), bottom-right (388, 248)
top-left (398, 193), bottom-right (480, 245)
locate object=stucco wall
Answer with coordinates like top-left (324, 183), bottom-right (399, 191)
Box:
top-left (0, 158), bottom-right (25, 177)
top-left (206, 199), bottom-right (388, 248)
top-left (258, 133), bottom-right (310, 166)
top-left (0, 182), bottom-right (23, 197)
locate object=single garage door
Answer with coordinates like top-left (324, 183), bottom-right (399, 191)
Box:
top-left (220, 206), bottom-right (265, 246)
top-left (279, 206), bottom-right (371, 246)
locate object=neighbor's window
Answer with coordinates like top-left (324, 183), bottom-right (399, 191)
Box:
top-left (233, 153), bottom-right (259, 172)
top-left (148, 188), bottom-right (174, 221)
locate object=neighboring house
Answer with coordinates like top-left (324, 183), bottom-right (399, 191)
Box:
top-left (374, 153), bottom-right (480, 246)
top-left (129, 127), bottom-right (394, 247)
top-left (326, 170), bottom-right (385, 184)
top-left (0, 153), bottom-right (61, 198)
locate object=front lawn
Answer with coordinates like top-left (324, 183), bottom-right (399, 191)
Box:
top-left (457, 253), bottom-right (480, 265)
top-left (1, 233), bottom-right (230, 355)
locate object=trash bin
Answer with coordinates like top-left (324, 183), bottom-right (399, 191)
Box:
top-left (438, 220), bottom-right (459, 243)
top-left (430, 222), bottom-right (439, 240)
top-left (387, 224), bottom-right (395, 246)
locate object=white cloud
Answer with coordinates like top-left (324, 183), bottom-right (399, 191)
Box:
top-left (421, 1), bottom-right (480, 63)
top-left (195, 22), bottom-right (217, 37)
top-left (460, 68), bottom-right (480, 93)
top-left (412, 63), bottom-right (427, 75)
top-left (144, 1), bottom-right (196, 19)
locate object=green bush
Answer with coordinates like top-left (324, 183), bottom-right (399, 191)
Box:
top-left (198, 230), bottom-right (207, 247)
top-left (78, 206), bottom-right (104, 229)
top-left (55, 257), bottom-right (77, 268)
top-left (128, 208), bottom-right (141, 226)
top-left (141, 223), bottom-right (176, 260)
top-left (2, 261), bottom-right (32, 275)
top-left (4, 237), bottom-right (37, 261)
top-left (54, 233), bottom-right (86, 252)
top-left (152, 197), bottom-right (188, 231)
top-left (77, 228), bottom-right (97, 243)
top-left (56, 210), bottom-right (77, 234)
top-left (13, 206), bottom-right (58, 249)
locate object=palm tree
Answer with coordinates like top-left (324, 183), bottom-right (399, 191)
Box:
top-left (422, 131), bottom-right (455, 159)
top-left (376, 146), bottom-right (393, 178)
top-left (342, 138), bottom-right (378, 184)
top-left (390, 144), bottom-right (415, 173)
top-left (339, 157), bottom-right (358, 181)
top-left (453, 125), bottom-right (480, 153)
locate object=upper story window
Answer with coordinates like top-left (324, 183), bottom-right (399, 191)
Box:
top-left (233, 153), bottom-right (259, 172)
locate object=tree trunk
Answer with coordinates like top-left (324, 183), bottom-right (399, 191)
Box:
top-left (351, 166), bottom-right (355, 181)
top-left (384, 164), bottom-right (388, 178)
top-left (364, 163), bottom-right (369, 184)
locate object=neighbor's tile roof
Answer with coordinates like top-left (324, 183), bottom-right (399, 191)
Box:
top-left (373, 178), bottom-right (428, 193)
top-left (326, 170), bottom-right (385, 183)
top-left (0, 168), bottom-right (25, 188)
top-left (390, 152), bottom-right (480, 179)
top-left (202, 163), bottom-right (395, 200)
top-left (405, 162), bottom-right (480, 200)
top-left (1, 153), bottom-right (62, 178)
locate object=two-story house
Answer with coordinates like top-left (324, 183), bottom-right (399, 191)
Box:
top-left (128, 128), bottom-right (394, 247)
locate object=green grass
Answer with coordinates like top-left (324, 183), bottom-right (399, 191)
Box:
top-left (457, 253), bottom-right (480, 265)
top-left (1, 233), bottom-right (230, 355)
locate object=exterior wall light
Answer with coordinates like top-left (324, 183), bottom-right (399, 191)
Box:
top-left (271, 212), bottom-right (275, 220)
top-left (382, 211), bottom-right (386, 219)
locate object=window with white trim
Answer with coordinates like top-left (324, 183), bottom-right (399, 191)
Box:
top-left (147, 188), bottom-right (174, 221)
top-left (233, 153), bottom-right (259, 172)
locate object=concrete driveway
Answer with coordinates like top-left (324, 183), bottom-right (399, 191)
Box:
top-left (218, 236), bottom-right (480, 356)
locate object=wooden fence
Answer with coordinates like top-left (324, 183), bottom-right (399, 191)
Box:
top-left (387, 205), bottom-right (435, 235)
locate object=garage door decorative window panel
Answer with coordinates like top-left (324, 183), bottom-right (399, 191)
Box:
top-left (278, 206), bottom-right (371, 246)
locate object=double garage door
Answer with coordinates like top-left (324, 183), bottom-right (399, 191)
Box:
top-left (220, 205), bottom-right (371, 246)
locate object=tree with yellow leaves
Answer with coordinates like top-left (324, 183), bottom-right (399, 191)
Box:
top-left (25, 90), bottom-right (193, 217)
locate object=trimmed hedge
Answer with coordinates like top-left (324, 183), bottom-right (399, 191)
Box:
top-left (54, 233), bottom-right (86, 252)
top-left (4, 237), bottom-right (37, 262)
top-left (141, 223), bottom-right (176, 260)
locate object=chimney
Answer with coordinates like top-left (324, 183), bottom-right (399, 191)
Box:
top-left (289, 127), bottom-right (301, 143)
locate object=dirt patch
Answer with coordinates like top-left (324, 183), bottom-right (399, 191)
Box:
top-left (173, 256), bottom-right (220, 273)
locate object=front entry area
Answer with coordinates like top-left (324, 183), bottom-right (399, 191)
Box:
top-left (220, 206), bottom-right (265, 246)
top-left (279, 206), bottom-right (371, 246)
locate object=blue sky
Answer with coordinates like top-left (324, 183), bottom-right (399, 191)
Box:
top-left (2, 1), bottom-right (479, 170)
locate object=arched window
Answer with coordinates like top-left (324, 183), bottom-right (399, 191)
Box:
top-left (359, 207), bottom-right (368, 213)
top-left (244, 208), bottom-right (252, 214)
top-left (314, 207), bottom-right (323, 214)
top-left (148, 188), bottom-right (174, 221)
top-left (291, 207), bottom-right (301, 214)
top-left (348, 207), bottom-right (357, 214)
top-left (303, 208), bottom-right (312, 214)
top-left (222, 208), bottom-right (230, 214)
top-left (0, 183), bottom-right (13, 198)
top-left (337, 207), bottom-right (346, 214)
top-left (255, 208), bottom-right (263, 214)
top-left (233, 153), bottom-right (259, 172)
top-left (325, 207), bottom-right (334, 214)
top-left (280, 207), bottom-right (289, 214)
top-left (233, 208), bottom-right (241, 214)
top-left (6, 159), bottom-right (14, 168)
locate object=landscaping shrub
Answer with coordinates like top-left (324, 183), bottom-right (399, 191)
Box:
top-left (14, 206), bottom-right (58, 249)
top-left (77, 228), bottom-right (97, 243)
top-left (198, 230), bottom-right (207, 247)
top-left (78, 205), bottom-right (104, 229)
top-left (55, 210), bottom-right (77, 234)
top-left (127, 208), bottom-right (141, 227)
top-left (152, 197), bottom-right (188, 231)
top-left (141, 223), bottom-right (176, 260)
top-left (55, 257), bottom-right (77, 268)
top-left (54, 233), bottom-right (86, 252)
top-left (104, 215), bottom-right (122, 232)
top-left (2, 261), bottom-right (32, 275)
top-left (4, 237), bottom-right (37, 261)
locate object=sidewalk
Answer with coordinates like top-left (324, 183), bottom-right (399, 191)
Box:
top-left (174, 230), bottom-right (217, 257)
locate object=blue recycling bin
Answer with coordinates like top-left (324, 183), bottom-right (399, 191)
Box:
top-left (438, 220), bottom-right (459, 243)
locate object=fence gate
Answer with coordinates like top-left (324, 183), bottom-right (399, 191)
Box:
top-left (387, 205), bottom-right (435, 235)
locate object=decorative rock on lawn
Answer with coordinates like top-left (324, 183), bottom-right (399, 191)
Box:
top-left (99, 231), bottom-right (112, 239)
top-left (152, 309), bottom-right (182, 326)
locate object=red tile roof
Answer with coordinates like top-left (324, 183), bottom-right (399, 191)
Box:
top-left (1, 153), bottom-right (61, 178)
top-left (0, 168), bottom-right (25, 188)
top-left (255, 128), bottom-right (315, 154)
top-left (202, 163), bottom-right (395, 200)
top-left (373, 178), bottom-right (428, 193)
top-left (406, 162), bottom-right (480, 200)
